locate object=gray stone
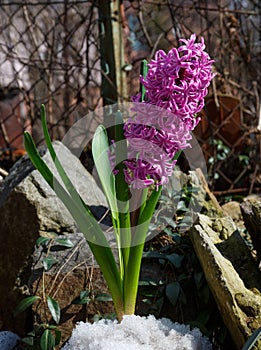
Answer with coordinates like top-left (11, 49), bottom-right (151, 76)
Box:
top-left (240, 199), bottom-right (261, 261)
top-left (187, 172), bottom-right (261, 350)
top-left (190, 222), bottom-right (261, 349)
top-left (0, 141), bottom-right (109, 334)
top-left (0, 331), bottom-right (20, 350)
top-left (0, 141), bottom-right (108, 235)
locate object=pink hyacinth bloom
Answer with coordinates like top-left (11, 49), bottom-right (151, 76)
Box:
top-left (122, 104), bottom-right (192, 190)
top-left (120, 35), bottom-right (215, 189)
top-left (139, 33), bottom-right (215, 130)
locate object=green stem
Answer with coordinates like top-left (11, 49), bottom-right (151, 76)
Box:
top-left (123, 186), bottom-right (162, 314)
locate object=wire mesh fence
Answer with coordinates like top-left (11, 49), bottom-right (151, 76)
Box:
top-left (0, 0), bottom-right (260, 194)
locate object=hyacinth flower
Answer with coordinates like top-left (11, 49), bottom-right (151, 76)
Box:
top-left (23, 34), bottom-right (215, 321)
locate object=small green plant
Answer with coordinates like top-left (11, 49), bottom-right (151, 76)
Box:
top-left (14, 233), bottom-right (74, 350)
top-left (71, 289), bottom-right (115, 322)
top-left (208, 139), bottom-right (231, 180)
top-left (15, 232), bottom-right (117, 349)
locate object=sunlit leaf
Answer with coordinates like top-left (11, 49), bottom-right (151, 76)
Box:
top-left (36, 237), bottom-right (50, 247)
top-left (46, 296), bottom-right (60, 324)
top-left (24, 131), bottom-right (123, 310)
top-left (92, 125), bottom-right (118, 219)
top-left (43, 257), bottom-right (58, 271)
top-left (55, 237), bottom-right (74, 248)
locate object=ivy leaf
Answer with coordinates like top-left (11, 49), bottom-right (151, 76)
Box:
top-left (95, 293), bottom-right (112, 302)
top-left (40, 329), bottom-right (55, 350)
top-left (166, 253), bottom-right (183, 269)
top-left (47, 325), bottom-right (62, 347)
top-left (14, 296), bottom-right (40, 316)
top-left (46, 296), bottom-right (60, 324)
top-left (166, 282), bottom-right (180, 306)
top-left (72, 290), bottom-right (91, 305)
top-left (55, 237), bottom-right (74, 248)
top-left (21, 336), bottom-right (34, 346)
top-left (36, 237), bottom-right (50, 247)
top-left (43, 257), bottom-right (58, 271)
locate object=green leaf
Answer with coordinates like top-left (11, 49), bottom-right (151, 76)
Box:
top-left (46, 326), bottom-right (62, 347)
top-left (24, 116), bottom-right (124, 319)
top-left (194, 271), bottom-right (204, 289)
top-left (21, 336), bottom-right (34, 346)
top-left (165, 281), bottom-right (180, 306)
top-left (93, 314), bottom-right (102, 322)
top-left (92, 125), bottom-right (118, 219)
top-left (40, 106), bottom-right (100, 222)
top-left (40, 329), bottom-right (55, 350)
top-left (72, 291), bottom-right (91, 305)
top-left (14, 296), bottom-right (40, 316)
top-left (54, 329), bottom-right (61, 347)
top-left (43, 257), bottom-right (58, 271)
top-left (36, 237), bottom-right (50, 247)
top-left (95, 293), bottom-right (113, 302)
top-left (55, 237), bottom-right (74, 248)
top-left (46, 296), bottom-right (60, 324)
top-left (23, 131), bottom-right (111, 246)
top-left (166, 253), bottom-right (183, 269)
top-left (177, 200), bottom-right (188, 211)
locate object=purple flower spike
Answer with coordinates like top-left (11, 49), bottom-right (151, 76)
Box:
top-left (119, 35), bottom-right (215, 190)
top-left (121, 103), bottom-right (192, 190)
top-left (138, 34), bottom-right (215, 130)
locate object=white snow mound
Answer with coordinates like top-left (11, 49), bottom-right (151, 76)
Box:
top-left (62, 314), bottom-right (212, 350)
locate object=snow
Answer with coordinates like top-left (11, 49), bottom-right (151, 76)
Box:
top-left (62, 314), bottom-right (212, 350)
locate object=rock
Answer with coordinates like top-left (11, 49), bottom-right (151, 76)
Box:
top-left (189, 209), bottom-right (261, 350)
top-left (0, 141), bottom-right (109, 335)
top-left (240, 199), bottom-right (261, 261)
top-left (0, 331), bottom-right (20, 350)
top-left (222, 201), bottom-right (245, 230)
top-left (190, 221), bottom-right (261, 349)
top-left (186, 170), bottom-right (261, 349)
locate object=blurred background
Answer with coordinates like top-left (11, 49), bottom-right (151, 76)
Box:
top-left (0, 0), bottom-right (260, 197)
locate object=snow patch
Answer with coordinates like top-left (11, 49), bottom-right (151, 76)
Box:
top-left (62, 314), bottom-right (212, 350)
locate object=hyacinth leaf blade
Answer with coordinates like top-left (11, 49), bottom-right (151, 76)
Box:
top-left (23, 131), bottom-right (124, 320)
top-left (114, 111), bottom-right (131, 253)
top-left (40, 104), bottom-right (95, 221)
top-left (92, 124), bottom-right (118, 220)
top-left (92, 123), bottom-right (127, 279)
